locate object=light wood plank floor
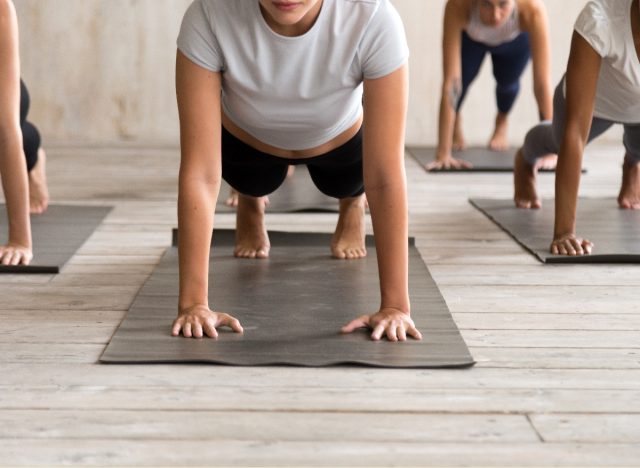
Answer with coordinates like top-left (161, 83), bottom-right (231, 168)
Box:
top-left (1, 141), bottom-right (639, 467)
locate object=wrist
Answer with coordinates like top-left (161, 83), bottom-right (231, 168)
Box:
top-left (380, 299), bottom-right (410, 315)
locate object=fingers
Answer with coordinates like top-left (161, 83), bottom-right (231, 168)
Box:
top-left (406, 325), bottom-right (423, 340)
top-left (551, 236), bottom-right (594, 256)
top-left (172, 309), bottom-right (243, 339)
top-left (341, 315), bottom-right (370, 334)
top-left (217, 314), bottom-right (244, 334)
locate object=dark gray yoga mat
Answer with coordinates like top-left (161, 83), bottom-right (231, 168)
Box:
top-left (407, 146), bottom-right (581, 173)
top-left (0, 205), bottom-right (112, 273)
top-left (100, 229), bottom-right (475, 368)
top-left (471, 198), bottom-right (640, 263)
top-left (217, 166), bottom-right (339, 213)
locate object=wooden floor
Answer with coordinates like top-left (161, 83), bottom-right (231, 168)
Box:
top-left (1, 141), bottom-right (639, 467)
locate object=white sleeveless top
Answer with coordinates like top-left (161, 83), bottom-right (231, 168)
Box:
top-left (177, 0), bottom-right (409, 150)
top-left (465, 0), bottom-right (521, 47)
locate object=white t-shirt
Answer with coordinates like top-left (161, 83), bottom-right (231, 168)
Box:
top-left (177, 0), bottom-right (409, 150)
top-left (574, 0), bottom-right (640, 124)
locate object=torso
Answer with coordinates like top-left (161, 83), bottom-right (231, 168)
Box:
top-left (222, 111), bottom-right (363, 159)
top-left (464, 0), bottom-right (522, 47)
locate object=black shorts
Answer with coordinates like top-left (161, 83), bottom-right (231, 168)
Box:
top-left (221, 126), bottom-right (364, 199)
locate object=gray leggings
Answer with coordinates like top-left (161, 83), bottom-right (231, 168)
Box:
top-left (522, 79), bottom-right (640, 165)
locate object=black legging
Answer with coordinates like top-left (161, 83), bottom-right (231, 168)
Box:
top-left (20, 79), bottom-right (41, 172)
top-left (221, 126), bottom-right (365, 199)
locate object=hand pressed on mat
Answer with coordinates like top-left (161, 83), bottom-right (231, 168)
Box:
top-left (342, 307), bottom-right (422, 342)
top-left (172, 304), bottom-right (244, 339)
top-left (0, 243), bottom-right (32, 266)
top-left (426, 152), bottom-right (472, 171)
top-left (550, 234), bottom-right (593, 256)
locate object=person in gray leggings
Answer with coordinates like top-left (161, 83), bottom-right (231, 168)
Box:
top-left (513, 0), bottom-right (640, 257)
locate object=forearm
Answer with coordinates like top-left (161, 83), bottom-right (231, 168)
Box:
top-left (534, 82), bottom-right (553, 121)
top-left (0, 129), bottom-right (31, 247)
top-left (365, 175), bottom-right (409, 313)
top-left (553, 134), bottom-right (584, 238)
top-left (436, 82), bottom-right (459, 158)
top-left (177, 174), bottom-right (219, 310)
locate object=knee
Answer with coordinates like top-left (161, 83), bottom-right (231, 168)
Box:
top-left (222, 164), bottom-right (288, 198)
top-left (522, 122), bottom-right (553, 165)
top-left (308, 168), bottom-right (364, 199)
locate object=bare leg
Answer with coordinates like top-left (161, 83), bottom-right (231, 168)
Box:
top-left (452, 113), bottom-right (466, 151)
top-left (331, 194), bottom-right (366, 260)
top-left (513, 149), bottom-right (541, 209)
top-left (286, 165), bottom-right (295, 178)
top-left (234, 194), bottom-right (270, 259)
top-left (489, 112), bottom-right (509, 151)
top-left (618, 157), bottom-right (640, 209)
top-left (29, 148), bottom-right (49, 214)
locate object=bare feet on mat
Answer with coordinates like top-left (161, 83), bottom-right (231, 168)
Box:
top-left (234, 194), bottom-right (270, 259)
top-left (488, 113), bottom-right (509, 151)
top-left (452, 114), bottom-right (466, 151)
top-left (514, 149), bottom-right (541, 209)
top-left (618, 159), bottom-right (640, 209)
top-left (331, 194), bottom-right (366, 259)
top-left (29, 148), bottom-right (49, 214)
top-left (535, 153), bottom-right (558, 171)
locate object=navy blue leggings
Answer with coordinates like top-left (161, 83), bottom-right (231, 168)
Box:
top-left (20, 80), bottom-right (41, 172)
top-left (458, 31), bottom-right (531, 114)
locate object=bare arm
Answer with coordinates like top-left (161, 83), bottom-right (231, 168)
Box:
top-left (0, 0), bottom-right (32, 265)
top-left (342, 64), bottom-right (421, 342)
top-left (431, 0), bottom-right (471, 170)
top-left (522, 0), bottom-right (552, 120)
top-left (172, 51), bottom-right (242, 338)
top-left (551, 32), bottom-right (601, 255)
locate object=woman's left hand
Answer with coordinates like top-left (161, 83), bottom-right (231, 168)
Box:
top-left (342, 308), bottom-right (422, 342)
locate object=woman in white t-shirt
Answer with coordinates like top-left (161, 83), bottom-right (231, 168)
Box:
top-left (172, 0), bottom-right (422, 341)
top-left (514, 0), bottom-right (640, 256)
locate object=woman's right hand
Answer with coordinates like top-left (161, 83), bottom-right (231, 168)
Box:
top-left (550, 234), bottom-right (593, 256)
top-left (172, 304), bottom-right (244, 339)
top-left (0, 243), bottom-right (33, 266)
top-left (426, 153), bottom-right (472, 171)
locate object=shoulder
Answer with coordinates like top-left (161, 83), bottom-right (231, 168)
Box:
top-left (518, 0), bottom-right (548, 30)
top-left (573, 0), bottom-right (619, 57)
top-left (444, 0), bottom-right (471, 24)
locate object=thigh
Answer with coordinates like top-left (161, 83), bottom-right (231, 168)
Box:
top-left (221, 127), bottom-right (289, 197)
top-left (306, 131), bottom-right (364, 199)
top-left (461, 31), bottom-right (488, 90)
top-left (490, 33), bottom-right (531, 86)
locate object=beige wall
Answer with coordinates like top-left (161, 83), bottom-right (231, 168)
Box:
top-left (15, 0), bottom-right (598, 146)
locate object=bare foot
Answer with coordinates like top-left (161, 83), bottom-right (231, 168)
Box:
top-left (453, 114), bottom-right (466, 151)
top-left (618, 158), bottom-right (640, 209)
top-left (331, 195), bottom-right (367, 260)
top-left (514, 149), bottom-right (541, 209)
top-left (225, 188), bottom-right (239, 207)
top-left (29, 148), bottom-right (49, 214)
top-left (234, 194), bottom-right (270, 259)
top-left (535, 153), bottom-right (558, 171)
top-left (489, 113), bottom-right (509, 151)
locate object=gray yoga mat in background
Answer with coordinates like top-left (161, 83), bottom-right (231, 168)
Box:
top-left (100, 229), bottom-right (475, 368)
top-left (470, 198), bottom-right (640, 263)
top-left (407, 146), bottom-right (577, 173)
top-left (0, 205), bottom-right (112, 273)
top-left (217, 166), bottom-right (339, 213)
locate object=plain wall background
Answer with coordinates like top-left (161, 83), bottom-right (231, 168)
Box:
top-left (16, 0), bottom-right (606, 146)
